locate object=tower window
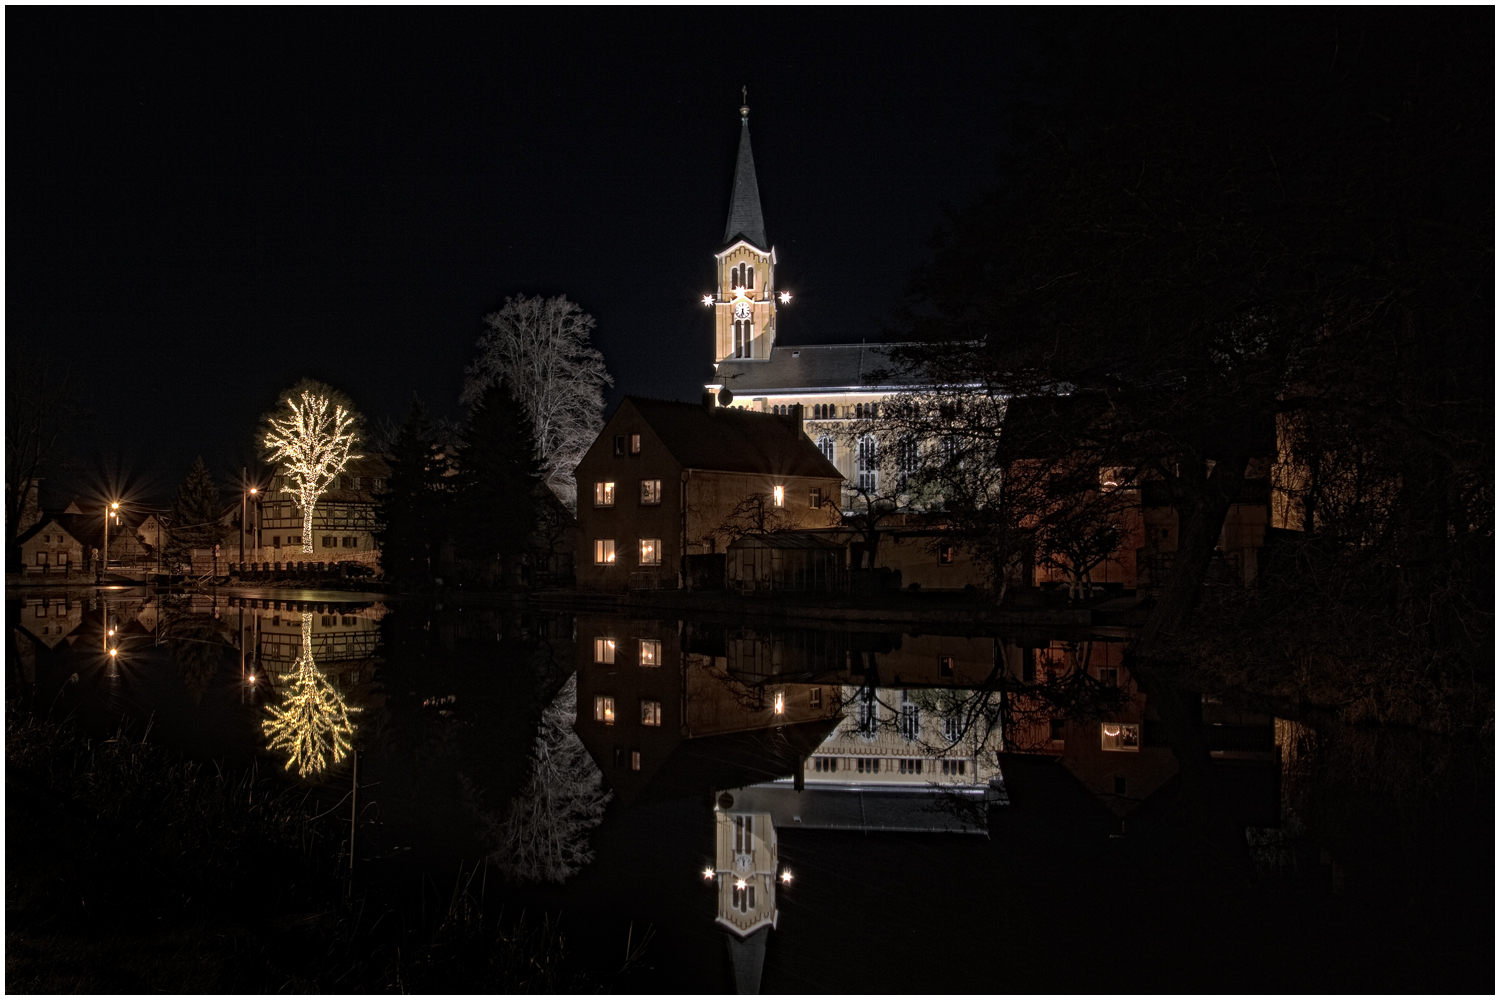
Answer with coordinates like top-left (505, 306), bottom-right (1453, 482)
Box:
top-left (733, 319), bottom-right (753, 358)
top-left (732, 262), bottom-right (755, 290)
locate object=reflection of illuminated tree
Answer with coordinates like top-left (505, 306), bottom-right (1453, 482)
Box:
top-left (262, 613), bottom-right (358, 778)
top-left (481, 674), bottom-right (609, 883)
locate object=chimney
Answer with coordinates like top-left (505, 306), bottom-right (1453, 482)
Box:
top-left (788, 402), bottom-right (804, 436)
top-left (702, 391), bottom-right (717, 410)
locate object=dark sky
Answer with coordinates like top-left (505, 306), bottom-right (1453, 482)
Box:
top-left (8, 9), bottom-right (1030, 502)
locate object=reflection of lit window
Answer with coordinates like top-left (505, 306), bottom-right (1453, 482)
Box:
top-left (856, 687), bottom-right (878, 740)
top-left (631, 750), bottom-right (641, 770)
top-left (938, 545), bottom-right (956, 565)
top-left (593, 539), bottom-right (615, 565)
top-left (640, 700), bottom-right (662, 726)
top-left (639, 638), bottom-right (662, 666)
top-left (594, 481), bottom-right (615, 507)
top-left (593, 637), bottom-right (616, 664)
top-left (639, 538), bottom-right (661, 566)
top-left (772, 485), bottom-right (785, 507)
top-left (630, 433), bottom-right (641, 455)
top-left (808, 487), bottom-right (822, 508)
top-left (640, 479), bottom-right (661, 505)
top-left (1101, 722), bottom-right (1140, 751)
top-left (594, 695), bottom-right (615, 724)
top-left (938, 655), bottom-right (954, 677)
top-left (809, 687), bottom-right (822, 709)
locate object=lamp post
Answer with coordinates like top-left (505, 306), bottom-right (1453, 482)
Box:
top-left (241, 476), bottom-right (259, 567)
top-left (100, 500), bottom-right (119, 584)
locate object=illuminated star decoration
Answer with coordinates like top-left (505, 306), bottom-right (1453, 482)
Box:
top-left (263, 390), bottom-right (360, 554)
top-left (262, 613), bottom-right (358, 778)
top-left (702, 294), bottom-right (715, 306)
top-left (778, 291), bottom-right (792, 304)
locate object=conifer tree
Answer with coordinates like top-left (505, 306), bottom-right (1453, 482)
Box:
top-left (456, 382), bottom-right (544, 584)
top-left (164, 456), bottom-right (223, 571)
top-left (374, 396), bottom-right (450, 586)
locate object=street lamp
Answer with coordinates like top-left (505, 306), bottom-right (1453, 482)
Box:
top-left (241, 475), bottom-right (260, 567)
top-left (100, 500), bottom-right (120, 583)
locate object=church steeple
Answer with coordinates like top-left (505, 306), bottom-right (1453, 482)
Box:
top-left (709, 95), bottom-right (778, 370)
top-left (722, 98), bottom-right (767, 249)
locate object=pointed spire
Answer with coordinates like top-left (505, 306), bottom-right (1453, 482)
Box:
top-left (722, 94), bottom-right (767, 249)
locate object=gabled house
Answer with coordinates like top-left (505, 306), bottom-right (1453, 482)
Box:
top-left (573, 396), bottom-right (842, 592)
top-left (15, 514), bottom-right (90, 576)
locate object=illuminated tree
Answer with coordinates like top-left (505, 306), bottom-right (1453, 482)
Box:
top-left (262, 613), bottom-right (358, 778)
top-left (263, 389), bottom-right (360, 554)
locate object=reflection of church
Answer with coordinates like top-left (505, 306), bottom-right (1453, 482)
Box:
top-left (705, 103), bottom-right (923, 496)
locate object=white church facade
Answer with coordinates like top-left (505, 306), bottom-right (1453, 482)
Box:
top-left (702, 102), bottom-right (926, 501)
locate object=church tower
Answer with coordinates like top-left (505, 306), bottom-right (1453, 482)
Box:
top-left (711, 100), bottom-right (777, 368)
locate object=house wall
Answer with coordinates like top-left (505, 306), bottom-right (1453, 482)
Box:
top-left (874, 532), bottom-right (985, 591)
top-left (574, 409), bottom-right (686, 592)
top-left (20, 524), bottom-right (83, 576)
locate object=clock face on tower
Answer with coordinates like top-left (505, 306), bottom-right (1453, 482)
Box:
top-left (733, 302), bottom-right (751, 321)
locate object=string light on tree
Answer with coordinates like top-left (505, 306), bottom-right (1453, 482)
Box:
top-left (263, 390), bottom-right (360, 554)
top-left (262, 612), bottom-right (358, 778)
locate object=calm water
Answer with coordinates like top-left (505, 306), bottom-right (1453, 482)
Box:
top-left (9, 586), bottom-right (1492, 992)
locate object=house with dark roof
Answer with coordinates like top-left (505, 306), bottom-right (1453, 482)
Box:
top-left (573, 396), bottom-right (842, 591)
top-left (15, 515), bottom-right (88, 577)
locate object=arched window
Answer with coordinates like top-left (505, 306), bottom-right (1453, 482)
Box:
top-left (817, 435), bottom-right (835, 463)
top-left (731, 262), bottom-right (755, 290)
top-left (898, 436), bottom-right (920, 480)
top-left (733, 320), bottom-right (753, 358)
top-left (857, 434), bottom-right (878, 493)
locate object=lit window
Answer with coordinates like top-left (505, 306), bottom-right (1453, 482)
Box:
top-left (938, 545), bottom-right (956, 565)
top-left (639, 538), bottom-right (661, 566)
top-left (631, 750), bottom-right (641, 771)
top-left (640, 479), bottom-right (662, 505)
top-left (630, 433), bottom-right (641, 455)
top-left (594, 481), bottom-right (615, 507)
top-left (593, 539), bottom-right (616, 565)
top-left (809, 487), bottom-right (821, 508)
top-left (938, 655), bottom-right (954, 677)
top-left (594, 695), bottom-right (616, 724)
top-left (639, 638), bottom-right (662, 666)
top-left (641, 700), bottom-right (662, 726)
top-left (593, 637), bottom-right (616, 664)
top-left (1101, 722), bottom-right (1141, 752)
top-left (772, 485), bottom-right (785, 507)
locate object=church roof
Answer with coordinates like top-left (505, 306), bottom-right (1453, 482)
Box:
top-left (722, 112), bottom-right (768, 250)
top-left (714, 343), bottom-right (928, 394)
top-left (624, 396), bottom-right (841, 479)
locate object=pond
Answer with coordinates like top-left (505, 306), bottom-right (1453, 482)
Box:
top-left (9, 586), bottom-right (1492, 992)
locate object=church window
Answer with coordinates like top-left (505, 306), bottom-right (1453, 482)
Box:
top-left (897, 436), bottom-right (920, 483)
top-left (817, 436), bottom-right (835, 463)
top-left (899, 689), bottom-right (921, 742)
top-left (856, 686), bottom-right (878, 740)
top-left (640, 479), bottom-right (661, 505)
top-left (857, 435), bottom-right (878, 493)
top-left (733, 320), bottom-right (752, 358)
top-left (731, 262), bottom-right (755, 290)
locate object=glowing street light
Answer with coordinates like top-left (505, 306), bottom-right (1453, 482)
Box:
top-left (241, 474), bottom-right (261, 565)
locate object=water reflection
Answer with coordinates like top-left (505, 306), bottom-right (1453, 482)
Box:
top-left (261, 611), bottom-right (360, 777)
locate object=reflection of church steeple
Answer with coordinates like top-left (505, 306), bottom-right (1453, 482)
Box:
top-left (711, 797), bottom-right (779, 994)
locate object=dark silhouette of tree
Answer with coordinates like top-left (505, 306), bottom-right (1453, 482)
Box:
top-left (374, 396), bottom-right (452, 587)
top-left (164, 458), bottom-right (224, 573)
top-left (5, 344), bottom-right (83, 544)
top-left (454, 382), bottom-right (544, 586)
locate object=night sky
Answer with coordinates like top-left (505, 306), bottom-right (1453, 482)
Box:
top-left (9, 10), bottom-right (1029, 502)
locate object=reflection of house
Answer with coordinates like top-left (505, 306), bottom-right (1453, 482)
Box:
top-left (572, 614), bottom-right (841, 804)
top-left (572, 397), bottom-right (842, 592)
top-left (15, 595), bottom-right (85, 648)
top-left (239, 599), bottom-right (384, 695)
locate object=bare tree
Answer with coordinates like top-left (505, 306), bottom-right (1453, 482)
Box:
top-left (461, 294), bottom-right (613, 509)
top-left (5, 345), bottom-right (82, 542)
top-left (262, 389), bottom-right (361, 554)
top-left (480, 674), bottom-right (610, 884)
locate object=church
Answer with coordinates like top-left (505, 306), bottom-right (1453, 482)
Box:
top-left (703, 101), bottom-right (924, 500)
